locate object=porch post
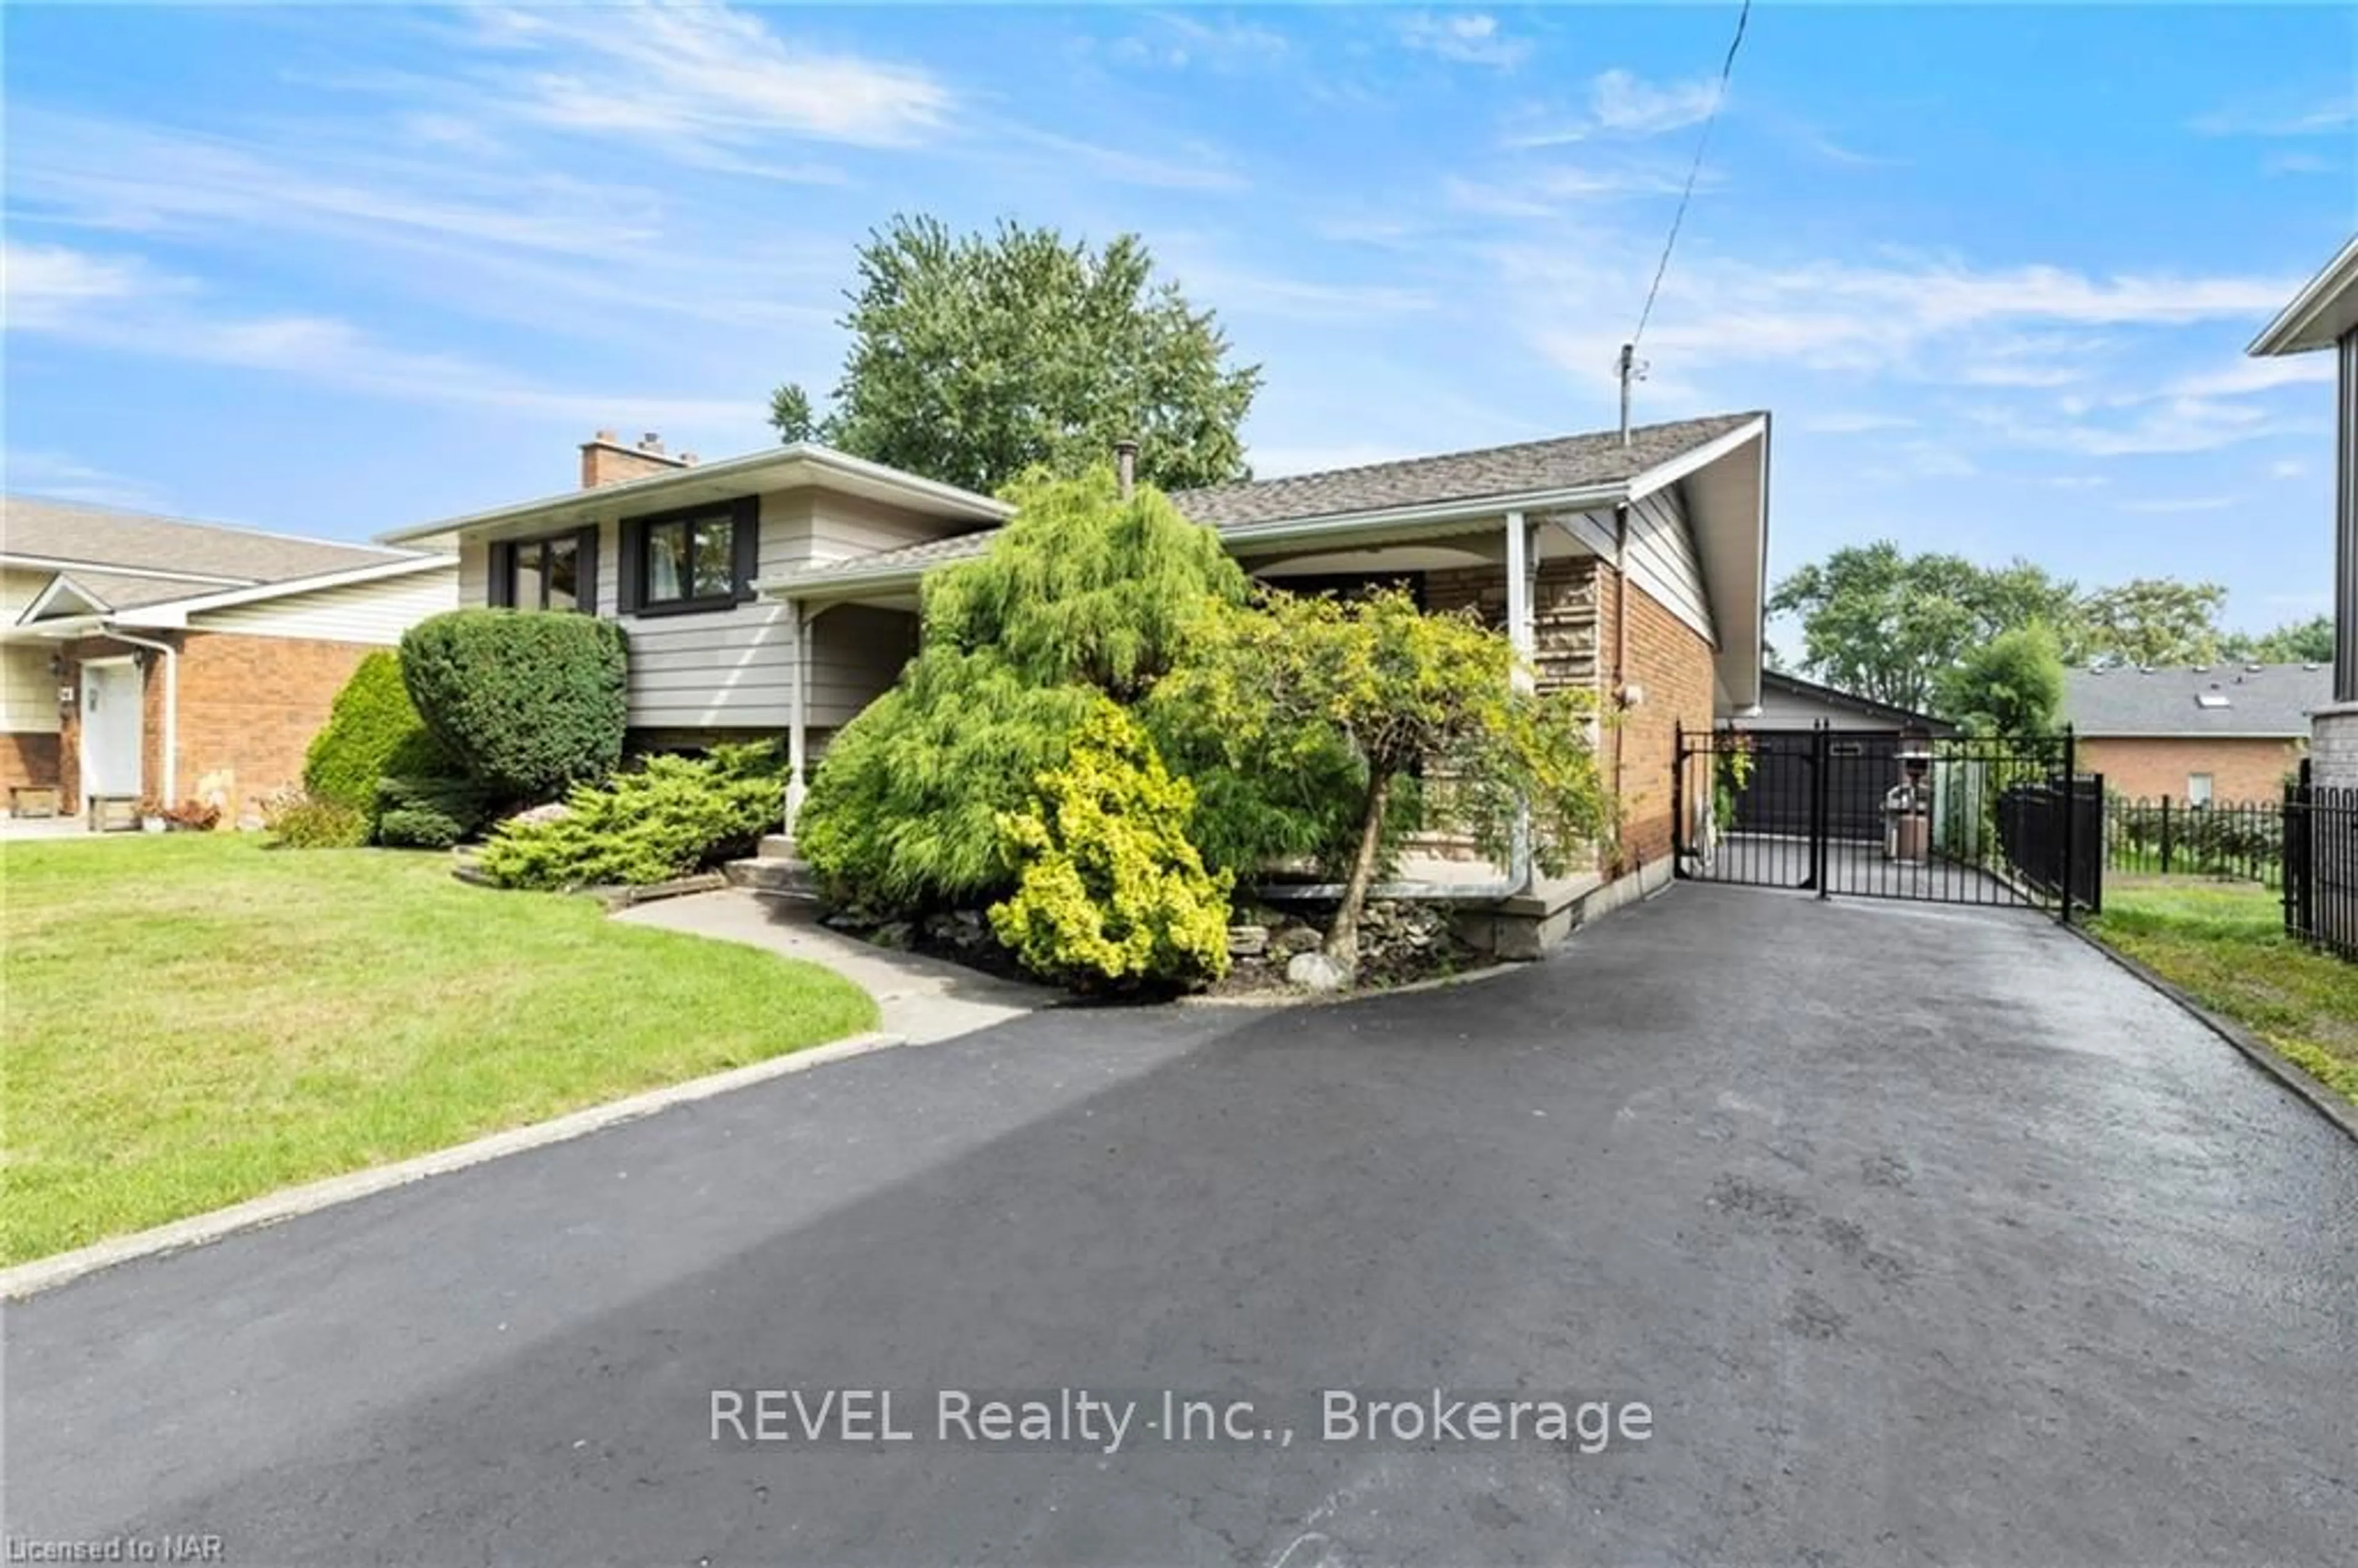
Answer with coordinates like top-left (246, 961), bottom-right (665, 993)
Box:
top-left (784, 599), bottom-right (810, 836)
top-left (1504, 509), bottom-right (1535, 694)
top-left (1505, 510), bottom-right (1535, 889)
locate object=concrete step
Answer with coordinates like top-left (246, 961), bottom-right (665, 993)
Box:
top-left (725, 856), bottom-right (816, 896)
top-left (757, 834), bottom-right (798, 860)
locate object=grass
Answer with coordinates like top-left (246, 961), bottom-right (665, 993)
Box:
top-left (1, 835), bottom-right (877, 1265)
top-left (2090, 875), bottom-right (2358, 1107)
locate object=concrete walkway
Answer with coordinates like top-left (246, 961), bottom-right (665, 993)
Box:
top-left (618, 888), bottom-right (1058, 1044)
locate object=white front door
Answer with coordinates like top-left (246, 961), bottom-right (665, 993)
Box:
top-left (80, 660), bottom-right (144, 798)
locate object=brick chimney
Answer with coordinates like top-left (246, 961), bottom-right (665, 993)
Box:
top-left (580, 429), bottom-right (693, 489)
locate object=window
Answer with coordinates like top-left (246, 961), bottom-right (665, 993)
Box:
top-left (620, 498), bottom-right (758, 616)
top-left (2187, 772), bottom-right (2214, 807)
top-left (489, 527), bottom-right (597, 612)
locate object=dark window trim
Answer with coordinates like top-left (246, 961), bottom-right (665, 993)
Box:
top-left (617, 496), bottom-right (760, 618)
top-left (489, 525), bottom-right (599, 613)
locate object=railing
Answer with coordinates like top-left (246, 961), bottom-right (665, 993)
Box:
top-left (2286, 763), bottom-right (2358, 961)
top-left (2104, 794), bottom-right (2286, 888)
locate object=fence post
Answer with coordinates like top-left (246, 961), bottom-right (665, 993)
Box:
top-left (2160, 796), bottom-right (2173, 877)
top-left (2087, 772), bottom-right (2104, 915)
top-left (1810, 720), bottom-right (1830, 900)
top-left (1673, 720), bottom-right (1688, 870)
top-left (2058, 727), bottom-right (2077, 925)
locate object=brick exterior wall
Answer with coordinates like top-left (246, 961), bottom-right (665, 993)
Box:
top-left (2077, 735), bottom-right (2306, 804)
top-left (1600, 571), bottom-right (1717, 873)
top-left (56, 631), bottom-right (381, 822)
top-left (1, 732), bottom-right (61, 796)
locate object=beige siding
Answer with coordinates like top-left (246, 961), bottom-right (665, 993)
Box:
top-left (449, 485), bottom-right (972, 733)
top-left (190, 564), bottom-right (457, 645)
top-left (1614, 489), bottom-right (1714, 645)
top-left (2, 570), bottom-right (64, 733)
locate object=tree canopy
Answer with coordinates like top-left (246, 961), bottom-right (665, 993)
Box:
top-left (770, 215), bottom-right (1261, 494)
top-left (2074, 578), bottom-right (2228, 669)
top-left (1937, 623), bottom-right (2066, 735)
top-left (2222, 614), bottom-right (2335, 665)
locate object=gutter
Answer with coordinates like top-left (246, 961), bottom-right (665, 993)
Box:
top-left (98, 625), bottom-right (179, 805)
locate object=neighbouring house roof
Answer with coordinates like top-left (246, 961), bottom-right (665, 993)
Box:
top-left (4, 494), bottom-right (448, 636)
top-left (1754, 669), bottom-right (1957, 733)
top-left (2063, 663), bottom-right (2330, 739)
top-left (3, 495), bottom-right (421, 588)
top-left (2249, 233), bottom-right (2358, 357)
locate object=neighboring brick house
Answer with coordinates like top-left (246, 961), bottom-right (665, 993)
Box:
top-left (2063, 664), bottom-right (2327, 805)
top-left (382, 416), bottom-right (1771, 953)
top-left (2, 497), bottom-right (456, 825)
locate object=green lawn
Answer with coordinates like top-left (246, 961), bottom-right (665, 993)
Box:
top-left (2091, 877), bottom-right (2358, 1106)
top-left (2, 836), bottom-right (877, 1265)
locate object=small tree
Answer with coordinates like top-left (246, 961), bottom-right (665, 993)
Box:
top-left (1158, 589), bottom-right (1613, 979)
top-left (1937, 623), bottom-right (2065, 735)
top-left (400, 610), bottom-right (628, 802)
top-left (302, 651), bottom-right (446, 814)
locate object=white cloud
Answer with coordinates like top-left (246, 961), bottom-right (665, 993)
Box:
top-left (1446, 163), bottom-right (1705, 218)
top-left (464, 1), bottom-right (951, 150)
top-left (1503, 69), bottom-right (1723, 148)
top-left (5, 241), bottom-right (755, 432)
top-left (1797, 411), bottom-right (1919, 434)
top-left (1398, 12), bottom-right (1529, 69)
top-left (1961, 396), bottom-right (2283, 459)
top-left (2270, 460), bottom-right (2307, 479)
top-left (1, 240), bottom-right (167, 327)
top-left (2190, 93), bottom-right (2356, 136)
top-left (2263, 150), bottom-right (2340, 176)
top-left (2117, 496), bottom-right (2235, 514)
top-left (2, 451), bottom-right (174, 512)
top-left (2165, 357), bottom-right (2336, 398)
top-left (1110, 13), bottom-right (1291, 72)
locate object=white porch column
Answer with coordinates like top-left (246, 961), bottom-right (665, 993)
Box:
top-left (1504, 509), bottom-right (1536, 694)
top-left (1504, 510), bottom-right (1535, 890)
top-left (784, 599), bottom-right (811, 836)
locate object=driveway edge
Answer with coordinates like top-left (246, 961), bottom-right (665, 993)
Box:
top-left (2066, 925), bottom-right (2358, 1143)
top-left (1, 1030), bottom-right (906, 1302)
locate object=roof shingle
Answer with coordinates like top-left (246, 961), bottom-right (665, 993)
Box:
top-left (2, 495), bottom-right (418, 588)
top-left (2063, 663), bottom-right (2329, 738)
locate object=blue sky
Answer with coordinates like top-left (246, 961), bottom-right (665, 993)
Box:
top-left (6, 3), bottom-right (2353, 634)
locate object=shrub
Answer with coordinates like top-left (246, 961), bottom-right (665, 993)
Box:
top-left (161, 799), bottom-right (222, 833)
top-left (262, 790), bottom-right (368, 849)
top-left (399, 610), bottom-right (627, 802)
top-left (796, 650), bottom-right (1104, 915)
top-left (373, 771), bottom-right (499, 850)
top-left (988, 702), bottom-right (1232, 992)
top-left (476, 743), bottom-right (785, 890)
top-left (303, 651), bottom-right (447, 813)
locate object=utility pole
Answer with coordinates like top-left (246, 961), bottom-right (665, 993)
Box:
top-left (1617, 343), bottom-right (1637, 446)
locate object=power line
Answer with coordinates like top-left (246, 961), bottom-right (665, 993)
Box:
top-left (1632, 0), bottom-right (1751, 347)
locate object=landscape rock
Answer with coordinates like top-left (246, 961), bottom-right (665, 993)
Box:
top-left (1226, 924), bottom-right (1269, 958)
top-left (1286, 951), bottom-right (1350, 993)
top-left (1275, 924), bottom-right (1325, 956)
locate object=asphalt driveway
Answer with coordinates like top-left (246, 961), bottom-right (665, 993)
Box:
top-left (9, 886), bottom-right (2355, 1565)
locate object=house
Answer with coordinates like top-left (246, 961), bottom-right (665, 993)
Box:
top-left (2, 496), bottom-right (457, 826)
top-left (1726, 670), bottom-right (1956, 839)
top-left (381, 416), bottom-right (1770, 941)
top-left (2247, 233), bottom-right (2356, 785)
top-left (2063, 664), bottom-right (2325, 804)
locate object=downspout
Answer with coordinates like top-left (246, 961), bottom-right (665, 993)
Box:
top-left (101, 624), bottom-right (178, 805)
top-left (1612, 503), bottom-right (1630, 830)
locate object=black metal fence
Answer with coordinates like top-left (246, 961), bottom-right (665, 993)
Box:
top-left (2285, 762), bottom-right (2358, 961)
top-left (1674, 722), bottom-right (2101, 918)
top-left (2103, 795), bottom-right (2286, 888)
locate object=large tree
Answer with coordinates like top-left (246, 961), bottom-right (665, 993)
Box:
top-left (1769, 543), bottom-right (2080, 715)
top-left (1936, 623), bottom-right (2066, 735)
top-left (2074, 577), bottom-right (2228, 669)
top-left (771, 215), bottom-right (1261, 494)
top-left (2222, 613), bottom-right (2335, 664)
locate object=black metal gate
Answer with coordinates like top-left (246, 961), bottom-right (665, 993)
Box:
top-left (1673, 721), bottom-right (2103, 918)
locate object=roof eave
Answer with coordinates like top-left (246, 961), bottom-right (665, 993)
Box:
top-left (2249, 234), bottom-right (2358, 357)
top-left (376, 444), bottom-right (1014, 546)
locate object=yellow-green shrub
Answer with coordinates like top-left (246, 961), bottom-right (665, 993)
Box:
top-left (989, 702), bottom-right (1232, 992)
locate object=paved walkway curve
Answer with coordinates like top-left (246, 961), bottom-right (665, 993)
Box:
top-left (10, 887), bottom-right (2356, 1564)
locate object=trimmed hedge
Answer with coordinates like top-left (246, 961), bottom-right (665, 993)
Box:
top-left (400, 610), bottom-right (627, 803)
top-left (303, 651), bottom-right (445, 813)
